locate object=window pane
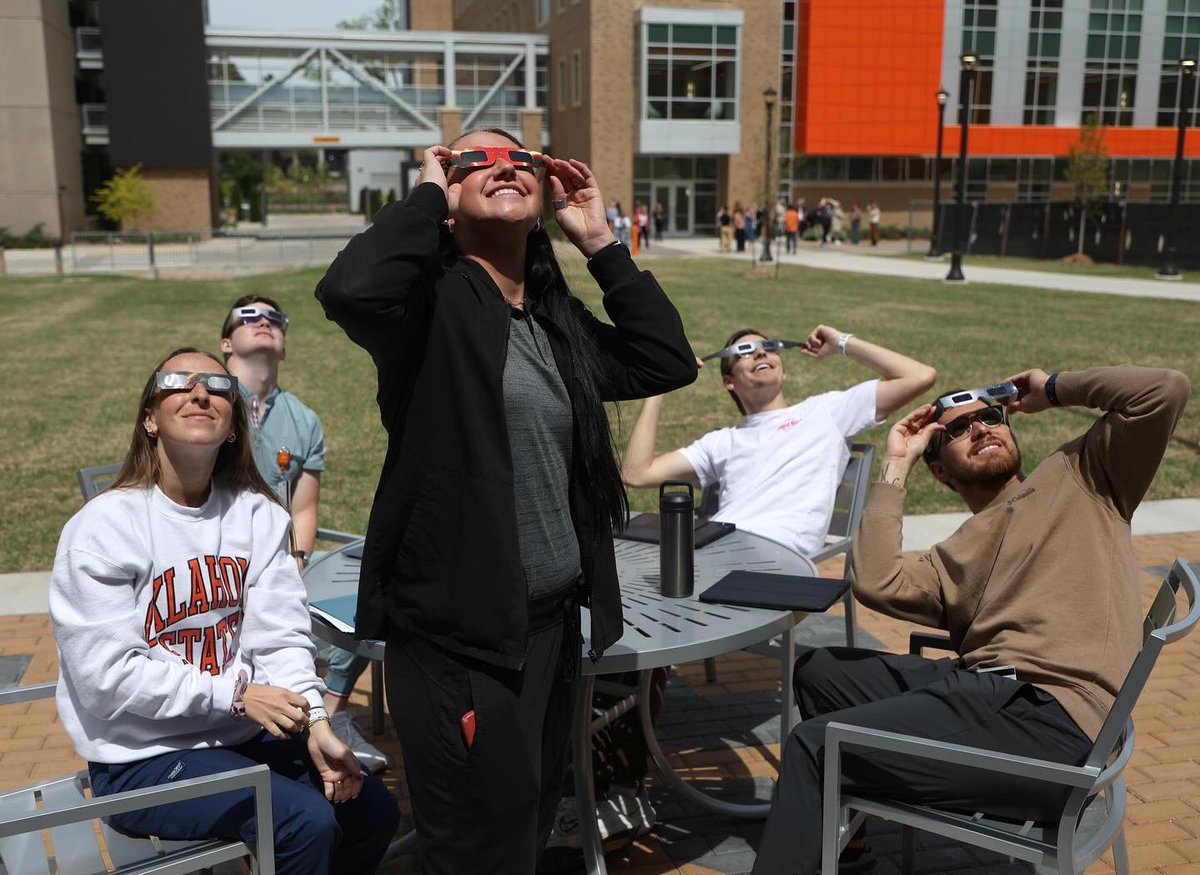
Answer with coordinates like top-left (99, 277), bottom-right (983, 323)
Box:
top-left (647, 24), bottom-right (668, 42)
top-left (1044, 33), bottom-right (1061, 55)
top-left (978, 32), bottom-right (996, 55)
top-left (1087, 34), bottom-right (1107, 57)
top-left (1125, 35), bottom-right (1140, 58)
top-left (670, 100), bottom-right (714, 119)
top-left (716, 26), bottom-right (736, 45)
top-left (647, 60), bottom-right (669, 99)
top-left (647, 100), bottom-right (667, 119)
top-left (714, 61), bottom-right (736, 98)
top-left (672, 24), bottom-right (712, 44)
top-left (847, 158), bottom-right (873, 180)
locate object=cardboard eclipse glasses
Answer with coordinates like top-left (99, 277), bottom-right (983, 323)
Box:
top-left (446, 148), bottom-right (547, 174)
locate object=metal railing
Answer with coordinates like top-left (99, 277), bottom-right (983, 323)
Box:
top-left (65, 230), bottom-right (354, 276)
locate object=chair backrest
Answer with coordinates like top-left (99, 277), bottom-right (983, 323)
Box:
top-left (825, 443), bottom-right (875, 542)
top-left (1087, 559), bottom-right (1200, 771)
top-left (76, 463), bottom-right (122, 504)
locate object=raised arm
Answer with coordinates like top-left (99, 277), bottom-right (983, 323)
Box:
top-left (803, 325), bottom-right (937, 420)
top-left (314, 145), bottom-right (454, 354)
top-left (851, 405), bottom-right (948, 628)
top-left (1006, 365), bottom-right (1190, 521)
top-left (621, 395), bottom-right (701, 488)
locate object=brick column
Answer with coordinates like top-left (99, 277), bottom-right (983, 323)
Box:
top-left (440, 106), bottom-right (464, 145)
top-left (520, 108), bottom-right (543, 152)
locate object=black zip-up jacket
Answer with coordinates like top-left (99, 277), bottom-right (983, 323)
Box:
top-left (315, 183), bottom-right (697, 668)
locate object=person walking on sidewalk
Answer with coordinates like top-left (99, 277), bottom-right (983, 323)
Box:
top-left (752, 365), bottom-right (1191, 874)
top-left (316, 128), bottom-right (696, 874)
top-left (50, 348), bottom-right (399, 875)
top-left (221, 295), bottom-right (388, 774)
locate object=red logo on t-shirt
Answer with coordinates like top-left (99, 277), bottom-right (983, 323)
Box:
top-left (777, 418), bottom-right (802, 433)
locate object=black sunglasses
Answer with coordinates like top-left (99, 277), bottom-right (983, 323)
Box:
top-left (925, 406), bottom-right (1008, 461)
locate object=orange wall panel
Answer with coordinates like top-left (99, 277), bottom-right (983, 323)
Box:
top-left (794, 0), bottom-right (944, 156)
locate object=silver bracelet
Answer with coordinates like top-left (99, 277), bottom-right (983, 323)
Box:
top-left (837, 332), bottom-right (854, 356)
top-left (306, 705), bottom-right (330, 729)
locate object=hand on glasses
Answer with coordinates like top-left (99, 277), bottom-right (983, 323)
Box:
top-left (884, 404), bottom-right (945, 470)
top-left (1002, 369), bottom-right (1054, 415)
top-left (545, 157), bottom-right (617, 258)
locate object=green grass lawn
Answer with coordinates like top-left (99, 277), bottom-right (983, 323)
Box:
top-left (2, 260), bottom-right (1198, 572)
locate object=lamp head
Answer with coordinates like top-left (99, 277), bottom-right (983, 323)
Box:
top-left (937, 89), bottom-right (949, 107)
top-left (1182, 58), bottom-right (1198, 75)
top-left (960, 53), bottom-right (978, 71)
top-left (763, 86), bottom-right (778, 108)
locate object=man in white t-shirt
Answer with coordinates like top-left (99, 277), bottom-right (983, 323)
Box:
top-left (622, 325), bottom-right (937, 557)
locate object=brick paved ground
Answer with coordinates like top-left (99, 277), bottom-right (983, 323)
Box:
top-left (3, 534), bottom-right (1198, 874)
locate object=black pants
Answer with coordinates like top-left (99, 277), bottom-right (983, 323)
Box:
top-left (751, 647), bottom-right (1093, 875)
top-left (385, 591), bottom-right (579, 875)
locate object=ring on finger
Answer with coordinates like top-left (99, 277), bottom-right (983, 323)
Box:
top-left (552, 198), bottom-right (569, 210)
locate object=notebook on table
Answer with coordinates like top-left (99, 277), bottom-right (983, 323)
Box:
top-left (615, 514), bottom-right (736, 548)
top-left (699, 571), bottom-right (850, 613)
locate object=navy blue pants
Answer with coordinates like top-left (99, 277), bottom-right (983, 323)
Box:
top-left (89, 731), bottom-right (400, 875)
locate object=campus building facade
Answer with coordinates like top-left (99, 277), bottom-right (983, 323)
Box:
top-left (4, 0), bottom-right (1200, 239)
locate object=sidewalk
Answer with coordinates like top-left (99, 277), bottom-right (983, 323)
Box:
top-left (4, 536), bottom-right (1199, 873)
top-left (644, 236), bottom-right (1200, 304)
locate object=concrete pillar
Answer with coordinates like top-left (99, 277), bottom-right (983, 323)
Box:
top-left (440, 106), bottom-right (464, 145)
top-left (520, 108), bottom-right (543, 151)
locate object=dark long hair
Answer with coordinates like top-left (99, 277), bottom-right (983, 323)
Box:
top-left (446, 128), bottom-right (628, 530)
top-left (110, 347), bottom-right (285, 512)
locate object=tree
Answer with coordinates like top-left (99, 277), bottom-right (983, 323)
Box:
top-left (91, 164), bottom-right (156, 230)
top-left (1064, 114), bottom-right (1110, 258)
top-left (338, 0), bottom-right (407, 30)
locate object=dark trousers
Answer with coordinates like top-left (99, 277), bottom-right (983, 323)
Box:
top-left (385, 592), bottom-right (579, 875)
top-left (89, 732), bottom-right (399, 875)
top-left (751, 647), bottom-right (1093, 875)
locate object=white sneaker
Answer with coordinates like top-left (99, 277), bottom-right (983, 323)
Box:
top-left (330, 711), bottom-right (388, 773)
top-left (545, 785), bottom-right (656, 852)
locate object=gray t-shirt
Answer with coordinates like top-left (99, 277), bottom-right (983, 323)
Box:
top-left (503, 307), bottom-right (581, 598)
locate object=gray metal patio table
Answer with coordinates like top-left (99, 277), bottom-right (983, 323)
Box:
top-left (302, 523), bottom-right (817, 874)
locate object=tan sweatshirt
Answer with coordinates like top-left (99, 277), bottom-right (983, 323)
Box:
top-left (852, 367), bottom-right (1190, 741)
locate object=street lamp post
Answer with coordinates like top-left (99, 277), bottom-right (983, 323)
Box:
top-left (926, 88), bottom-right (950, 259)
top-left (760, 86), bottom-right (778, 263)
top-left (946, 54), bottom-right (977, 282)
top-left (54, 184), bottom-right (67, 276)
top-left (1158, 58), bottom-right (1196, 280)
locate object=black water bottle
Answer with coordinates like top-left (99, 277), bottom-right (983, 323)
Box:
top-left (659, 481), bottom-right (695, 598)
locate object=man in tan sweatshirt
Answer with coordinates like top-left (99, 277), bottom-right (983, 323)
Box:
top-left (752, 365), bottom-right (1190, 875)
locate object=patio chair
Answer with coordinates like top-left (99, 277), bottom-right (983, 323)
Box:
top-left (701, 443), bottom-right (874, 681)
top-left (0, 683), bottom-right (276, 875)
top-left (75, 463), bottom-right (359, 544)
top-left (820, 558), bottom-right (1200, 875)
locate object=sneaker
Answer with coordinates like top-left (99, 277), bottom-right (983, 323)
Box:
top-left (545, 785), bottom-right (656, 853)
top-left (330, 711), bottom-right (388, 773)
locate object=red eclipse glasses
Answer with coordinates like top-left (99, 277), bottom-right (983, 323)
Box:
top-left (446, 148), bottom-right (547, 174)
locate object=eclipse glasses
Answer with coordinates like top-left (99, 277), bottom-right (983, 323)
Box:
top-left (701, 339), bottom-right (807, 362)
top-left (932, 382), bottom-right (1018, 416)
top-left (446, 148), bottom-right (547, 174)
top-left (154, 372), bottom-right (239, 395)
top-left (230, 306), bottom-right (289, 332)
top-left (923, 381), bottom-right (1017, 461)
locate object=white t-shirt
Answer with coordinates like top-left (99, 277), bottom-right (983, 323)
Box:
top-left (678, 380), bottom-right (880, 556)
top-left (50, 484), bottom-right (324, 764)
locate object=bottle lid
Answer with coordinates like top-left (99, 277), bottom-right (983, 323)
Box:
top-left (660, 492), bottom-right (693, 509)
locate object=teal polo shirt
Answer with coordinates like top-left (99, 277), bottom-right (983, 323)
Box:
top-left (240, 385), bottom-right (326, 502)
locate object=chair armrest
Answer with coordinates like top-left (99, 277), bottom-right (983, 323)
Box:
top-left (0, 765), bottom-right (275, 839)
top-left (0, 683), bottom-right (57, 707)
top-left (824, 722), bottom-right (1100, 789)
top-left (316, 527), bottom-right (361, 544)
top-left (909, 632), bottom-right (954, 656)
top-left (808, 536), bottom-right (850, 566)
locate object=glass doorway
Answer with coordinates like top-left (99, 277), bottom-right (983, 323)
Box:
top-left (651, 183), bottom-right (692, 235)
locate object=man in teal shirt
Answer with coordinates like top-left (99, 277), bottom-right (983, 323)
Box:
top-left (221, 294), bottom-right (386, 773)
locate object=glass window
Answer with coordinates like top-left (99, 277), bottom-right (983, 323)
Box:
top-left (640, 19), bottom-right (739, 122)
top-left (847, 158), bottom-right (874, 180)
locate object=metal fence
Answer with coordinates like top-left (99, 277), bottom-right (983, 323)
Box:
top-left (907, 200), bottom-right (1200, 268)
top-left (63, 231), bottom-right (353, 276)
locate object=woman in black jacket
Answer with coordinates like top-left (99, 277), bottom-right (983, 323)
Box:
top-left (315, 128), bottom-right (696, 873)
